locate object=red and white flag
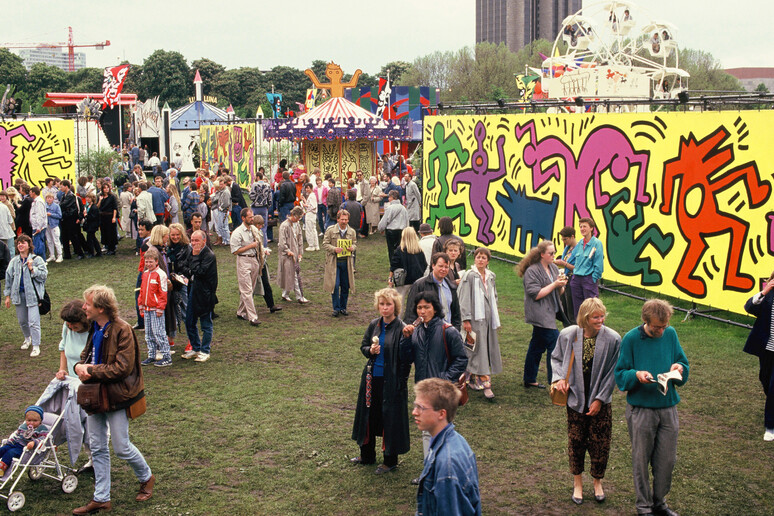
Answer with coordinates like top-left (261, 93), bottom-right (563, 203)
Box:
top-left (101, 65), bottom-right (130, 108)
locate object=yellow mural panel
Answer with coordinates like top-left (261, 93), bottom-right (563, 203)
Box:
top-left (200, 124), bottom-right (256, 189)
top-left (423, 112), bottom-right (774, 315)
top-left (0, 120), bottom-right (75, 190)
top-left (304, 139), bottom-right (376, 184)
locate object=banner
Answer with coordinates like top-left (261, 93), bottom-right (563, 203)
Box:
top-left (199, 124), bottom-right (256, 189)
top-left (0, 120), bottom-right (75, 190)
top-left (305, 89), bottom-right (317, 112)
top-left (422, 111), bottom-right (774, 315)
top-left (102, 65), bottom-right (130, 108)
top-left (266, 93), bottom-right (283, 119)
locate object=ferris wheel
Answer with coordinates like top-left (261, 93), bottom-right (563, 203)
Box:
top-left (542, 1), bottom-right (688, 105)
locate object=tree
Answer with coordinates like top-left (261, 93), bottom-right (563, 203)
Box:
top-left (0, 49), bottom-right (27, 92)
top-left (379, 61), bottom-right (411, 84)
top-left (140, 50), bottom-right (191, 108)
top-left (679, 48), bottom-right (743, 93)
top-left (262, 65), bottom-right (308, 111)
top-left (212, 67), bottom-right (263, 115)
top-left (67, 68), bottom-right (104, 93)
top-left (119, 62), bottom-right (144, 99)
top-left (190, 58), bottom-right (226, 95)
top-left (754, 82), bottom-right (769, 94)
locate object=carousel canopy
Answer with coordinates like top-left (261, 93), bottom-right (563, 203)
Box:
top-left (262, 97), bottom-right (411, 141)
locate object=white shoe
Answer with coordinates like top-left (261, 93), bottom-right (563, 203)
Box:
top-left (21, 337), bottom-right (31, 350)
top-left (281, 294), bottom-right (292, 302)
top-left (181, 350), bottom-right (199, 360)
top-left (305, 247), bottom-right (314, 251)
top-left (30, 347), bottom-right (40, 357)
top-left (764, 429), bottom-right (774, 442)
top-left (46, 256), bottom-right (54, 263)
top-left (298, 297), bottom-right (310, 304)
top-left (194, 352), bottom-right (210, 362)
top-left (55, 257), bottom-right (63, 263)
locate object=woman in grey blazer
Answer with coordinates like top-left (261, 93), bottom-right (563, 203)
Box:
top-left (551, 298), bottom-right (621, 505)
top-left (518, 240), bottom-right (568, 388)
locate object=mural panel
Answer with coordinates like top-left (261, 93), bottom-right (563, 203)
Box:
top-left (0, 120), bottom-right (75, 190)
top-left (304, 139), bottom-right (376, 184)
top-left (200, 124), bottom-right (256, 189)
top-left (423, 112), bottom-right (774, 315)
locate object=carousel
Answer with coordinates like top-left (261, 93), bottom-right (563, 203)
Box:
top-left (261, 96), bottom-right (410, 183)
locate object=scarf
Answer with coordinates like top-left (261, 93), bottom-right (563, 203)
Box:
top-left (471, 268), bottom-right (501, 330)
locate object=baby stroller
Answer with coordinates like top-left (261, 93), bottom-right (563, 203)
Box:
top-left (0, 378), bottom-right (82, 512)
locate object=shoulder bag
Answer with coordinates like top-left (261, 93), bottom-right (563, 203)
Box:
top-left (25, 258), bottom-right (51, 315)
top-left (549, 350), bottom-right (575, 406)
top-left (442, 323), bottom-right (468, 406)
top-left (76, 350), bottom-right (109, 414)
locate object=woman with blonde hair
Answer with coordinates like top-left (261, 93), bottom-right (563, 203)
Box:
top-left (166, 184), bottom-right (183, 225)
top-left (519, 240), bottom-right (568, 388)
top-left (443, 238), bottom-right (464, 285)
top-left (351, 287), bottom-right (411, 473)
top-left (389, 227), bottom-right (427, 298)
top-left (551, 297), bottom-right (621, 504)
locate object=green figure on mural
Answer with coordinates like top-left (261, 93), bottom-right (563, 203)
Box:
top-left (602, 189), bottom-right (674, 286)
top-left (426, 122), bottom-right (472, 235)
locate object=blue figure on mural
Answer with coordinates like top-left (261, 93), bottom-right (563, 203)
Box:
top-left (495, 183), bottom-right (559, 254)
top-left (602, 189), bottom-right (674, 286)
top-left (451, 121), bottom-right (509, 245)
top-left (426, 122), bottom-right (471, 236)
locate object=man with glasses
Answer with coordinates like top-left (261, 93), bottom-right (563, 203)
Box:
top-left (615, 299), bottom-right (689, 516)
top-left (404, 252), bottom-right (461, 330)
top-left (412, 377), bottom-right (481, 515)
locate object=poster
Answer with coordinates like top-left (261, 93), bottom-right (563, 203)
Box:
top-left (423, 111), bottom-right (774, 315)
top-left (200, 124), bottom-right (256, 189)
top-left (0, 120), bottom-right (75, 190)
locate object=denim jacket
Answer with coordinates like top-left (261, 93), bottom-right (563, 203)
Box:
top-left (416, 423), bottom-right (481, 516)
top-left (4, 254), bottom-right (47, 307)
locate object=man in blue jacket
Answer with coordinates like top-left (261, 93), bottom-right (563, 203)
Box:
top-left (413, 377), bottom-right (480, 516)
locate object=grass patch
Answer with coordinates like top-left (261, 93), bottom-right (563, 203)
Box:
top-left (0, 233), bottom-right (771, 514)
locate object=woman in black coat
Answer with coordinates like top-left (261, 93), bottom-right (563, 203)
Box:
top-left (743, 270), bottom-right (774, 441)
top-left (389, 227), bottom-right (427, 298)
top-left (97, 183), bottom-right (118, 254)
top-left (351, 287), bottom-right (411, 474)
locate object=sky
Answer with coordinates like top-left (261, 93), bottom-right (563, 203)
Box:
top-left (4, 0), bottom-right (772, 77)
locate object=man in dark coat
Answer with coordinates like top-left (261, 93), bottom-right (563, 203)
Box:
top-left (182, 230), bottom-right (218, 363)
top-left (404, 252), bottom-right (461, 330)
top-left (277, 171), bottom-right (296, 224)
top-left (58, 180), bottom-right (86, 260)
top-left (227, 174), bottom-right (247, 228)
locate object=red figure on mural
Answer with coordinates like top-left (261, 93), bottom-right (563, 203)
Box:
top-left (216, 128), bottom-right (230, 163)
top-left (0, 125), bottom-right (35, 189)
top-left (660, 126), bottom-right (771, 297)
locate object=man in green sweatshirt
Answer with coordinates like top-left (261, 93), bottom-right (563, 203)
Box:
top-left (615, 299), bottom-right (689, 516)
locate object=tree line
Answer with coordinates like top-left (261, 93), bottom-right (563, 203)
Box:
top-left (0, 42), bottom-right (742, 118)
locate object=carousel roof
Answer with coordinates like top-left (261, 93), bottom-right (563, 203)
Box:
top-left (262, 97), bottom-right (411, 141)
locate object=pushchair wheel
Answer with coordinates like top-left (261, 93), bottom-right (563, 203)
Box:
top-left (7, 491), bottom-right (25, 512)
top-left (61, 474), bottom-right (78, 494)
top-left (28, 466), bottom-right (43, 480)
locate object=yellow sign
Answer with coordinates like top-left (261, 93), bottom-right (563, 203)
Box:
top-left (337, 238), bottom-right (352, 257)
top-left (423, 112), bottom-right (774, 315)
top-left (0, 120), bottom-right (75, 190)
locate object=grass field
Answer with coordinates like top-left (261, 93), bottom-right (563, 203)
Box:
top-left (0, 232), bottom-right (772, 515)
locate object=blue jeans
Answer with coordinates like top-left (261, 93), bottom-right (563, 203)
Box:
top-left (278, 203), bottom-right (292, 224)
top-left (331, 260), bottom-right (349, 312)
top-left (231, 205), bottom-right (242, 228)
top-left (33, 231), bottom-right (46, 257)
top-left (88, 409), bottom-right (152, 503)
top-left (317, 205), bottom-right (327, 233)
top-left (186, 291), bottom-right (213, 354)
top-left (3, 237), bottom-right (13, 258)
top-left (252, 206), bottom-right (269, 245)
top-left (523, 325), bottom-right (559, 384)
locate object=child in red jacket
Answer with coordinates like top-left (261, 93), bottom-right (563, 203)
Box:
top-left (138, 248), bottom-right (171, 367)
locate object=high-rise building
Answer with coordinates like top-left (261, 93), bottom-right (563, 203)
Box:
top-left (14, 48), bottom-right (86, 71)
top-left (476, 0), bottom-right (582, 53)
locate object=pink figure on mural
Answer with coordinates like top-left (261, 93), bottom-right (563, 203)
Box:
top-left (514, 121), bottom-right (651, 229)
top-left (451, 121), bottom-right (508, 245)
top-left (0, 125), bottom-right (35, 189)
top-left (661, 126), bottom-right (770, 297)
top-left (768, 213), bottom-right (774, 254)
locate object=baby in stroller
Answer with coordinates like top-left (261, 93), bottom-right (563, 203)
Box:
top-left (0, 406), bottom-right (49, 475)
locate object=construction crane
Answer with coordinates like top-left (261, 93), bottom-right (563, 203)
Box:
top-left (0, 27), bottom-right (110, 72)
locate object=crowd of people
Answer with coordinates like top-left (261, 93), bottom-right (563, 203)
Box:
top-left (5, 146), bottom-right (772, 516)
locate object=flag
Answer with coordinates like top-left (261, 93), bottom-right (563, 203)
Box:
top-left (305, 88), bottom-right (317, 112)
top-left (266, 93), bottom-right (283, 118)
top-left (101, 65), bottom-right (130, 108)
top-left (295, 102), bottom-right (306, 114)
top-left (375, 77), bottom-right (391, 118)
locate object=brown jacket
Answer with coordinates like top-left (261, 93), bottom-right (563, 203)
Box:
top-left (78, 317), bottom-right (145, 411)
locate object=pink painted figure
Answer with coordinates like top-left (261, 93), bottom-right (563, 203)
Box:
top-left (451, 121), bottom-right (508, 245)
top-left (515, 120), bottom-right (650, 229)
top-left (0, 125), bottom-right (35, 189)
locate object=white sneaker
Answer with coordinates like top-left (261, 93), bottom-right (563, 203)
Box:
top-left (55, 257), bottom-right (63, 263)
top-left (194, 352), bottom-right (210, 362)
top-left (30, 347), bottom-right (40, 357)
top-left (764, 429), bottom-right (774, 442)
top-left (46, 256), bottom-right (54, 263)
top-left (181, 350), bottom-right (199, 360)
top-left (21, 337), bottom-right (31, 350)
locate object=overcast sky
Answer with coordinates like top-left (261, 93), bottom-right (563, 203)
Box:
top-left (4, 0), bottom-right (770, 75)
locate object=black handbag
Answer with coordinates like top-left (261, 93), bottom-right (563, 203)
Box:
top-left (26, 258), bottom-right (51, 315)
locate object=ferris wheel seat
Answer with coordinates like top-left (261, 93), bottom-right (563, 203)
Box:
top-left (564, 34), bottom-right (592, 50)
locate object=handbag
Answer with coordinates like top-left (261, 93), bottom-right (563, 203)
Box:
top-left (127, 395), bottom-right (147, 419)
top-left (76, 348), bottom-right (110, 414)
top-left (441, 323), bottom-right (468, 406)
top-left (26, 258), bottom-right (51, 315)
top-left (392, 268), bottom-right (407, 287)
top-left (549, 350), bottom-right (575, 407)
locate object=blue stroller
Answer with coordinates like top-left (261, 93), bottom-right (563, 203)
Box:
top-left (0, 378), bottom-right (84, 512)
